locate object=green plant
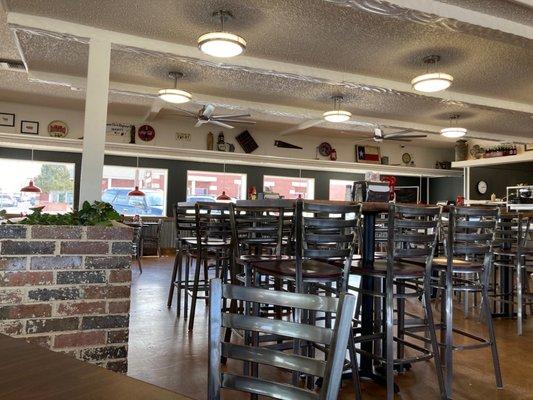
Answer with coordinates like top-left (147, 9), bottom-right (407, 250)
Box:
top-left (18, 201), bottom-right (120, 226)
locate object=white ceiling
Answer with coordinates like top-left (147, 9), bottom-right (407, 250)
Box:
top-left (0, 0), bottom-right (531, 147)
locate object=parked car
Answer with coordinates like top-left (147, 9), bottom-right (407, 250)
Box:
top-left (0, 193), bottom-right (18, 208)
top-left (101, 188), bottom-right (164, 216)
top-left (186, 195), bottom-right (216, 203)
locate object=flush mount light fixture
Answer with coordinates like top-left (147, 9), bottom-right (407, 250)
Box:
top-left (158, 72), bottom-right (192, 104)
top-left (198, 10), bottom-right (246, 58)
top-left (411, 55), bottom-right (453, 93)
top-left (441, 114), bottom-right (467, 138)
top-left (323, 96), bottom-right (352, 123)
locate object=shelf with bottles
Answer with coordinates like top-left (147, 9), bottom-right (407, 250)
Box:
top-left (483, 144), bottom-right (518, 158)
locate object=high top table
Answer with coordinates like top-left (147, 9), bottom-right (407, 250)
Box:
top-left (0, 334), bottom-right (191, 400)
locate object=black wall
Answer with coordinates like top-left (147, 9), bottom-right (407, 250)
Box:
top-left (469, 162), bottom-right (533, 200)
top-left (0, 147), bottom-right (460, 216)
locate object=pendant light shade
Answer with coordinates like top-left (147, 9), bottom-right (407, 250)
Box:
top-left (128, 157), bottom-right (145, 197)
top-left (128, 186), bottom-right (145, 197)
top-left (20, 180), bottom-right (41, 193)
top-left (411, 55), bottom-right (453, 93)
top-left (158, 72), bottom-right (192, 104)
top-left (441, 114), bottom-right (467, 138)
top-left (323, 96), bottom-right (351, 123)
top-left (216, 191), bottom-right (231, 201)
top-left (198, 10), bottom-right (246, 58)
top-left (440, 127), bottom-right (467, 138)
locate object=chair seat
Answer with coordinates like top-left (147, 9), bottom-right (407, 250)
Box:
top-left (253, 259), bottom-right (341, 280)
top-left (236, 254), bottom-right (293, 266)
top-left (351, 259), bottom-right (425, 279)
top-left (432, 257), bottom-right (484, 273)
top-left (493, 248), bottom-right (518, 257)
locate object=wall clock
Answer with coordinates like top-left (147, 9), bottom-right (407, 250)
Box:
top-left (477, 180), bottom-right (488, 194)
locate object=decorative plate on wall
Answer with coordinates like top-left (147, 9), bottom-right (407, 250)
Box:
top-left (401, 152), bottom-right (412, 165)
top-left (138, 124), bottom-right (155, 141)
top-left (318, 142), bottom-right (333, 156)
top-left (47, 120), bottom-right (69, 137)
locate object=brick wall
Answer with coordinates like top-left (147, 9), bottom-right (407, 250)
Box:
top-left (0, 223), bottom-right (133, 373)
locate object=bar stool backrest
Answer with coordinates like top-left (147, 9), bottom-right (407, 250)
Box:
top-left (447, 206), bottom-right (499, 263)
top-left (295, 200), bottom-right (361, 291)
top-left (387, 204), bottom-right (441, 269)
top-left (195, 202), bottom-right (232, 248)
top-left (208, 278), bottom-right (356, 400)
top-left (495, 212), bottom-right (521, 251)
top-left (174, 202), bottom-right (197, 243)
top-left (229, 204), bottom-right (285, 258)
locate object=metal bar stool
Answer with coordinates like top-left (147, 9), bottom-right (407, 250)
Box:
top-left (351, 204), bottom-right (447, 400)
top-left (432, 206), bottom-right (502, 397)
top-left (188, 202), bottom-right (232, 331)
top-left (208, 278), bottom-right (356, 400)
top-left (167, 203), bottom-right (197, 316)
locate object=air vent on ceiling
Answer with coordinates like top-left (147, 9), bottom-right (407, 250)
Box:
top-left (0, 59), bottom-right (26, 72)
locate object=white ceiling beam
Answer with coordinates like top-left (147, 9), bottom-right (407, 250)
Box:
top-left (28, 70), bottom-right (527, 144)
top-left (384, 0), bottom-right (533, 41)
top-left (7, 11), bottom-right (533, 115)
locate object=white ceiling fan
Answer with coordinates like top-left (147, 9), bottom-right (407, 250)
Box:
top-left (355, 127), bottom-right (428, 142)
top-left (171, 104), bottom-right (256, 129)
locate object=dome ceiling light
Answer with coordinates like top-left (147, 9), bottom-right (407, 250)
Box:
top-left (158, 72), bottom-right (192, 104)
top-left (441, 114), bottom-right (467, 138)
top-left (323, 96), bottom-right (352, 123)
top-left (411, 55), bottom-right (453, 93)
top-left (198, 10), bottom-right (246, 58)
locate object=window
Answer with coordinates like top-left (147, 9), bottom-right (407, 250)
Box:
top-left (186, 170), bottom-right (247, 202)
top-left (263, 175), bottom-right (315, 199)
top-left (0, 159), bottom-right (75, 214)
top-left (329, 179), bottom-right (354, 201)
top-left (101, 165), bottom-right (168, 216)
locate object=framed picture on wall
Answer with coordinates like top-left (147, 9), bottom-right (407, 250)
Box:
top-left (0, 112), bottom-right (15, 127)
top-left (525, 143), bottom-right (533, 152)
top-left (21, 120), bottom-right (39, 135)
top-left (355, 145), bottom-right (381, 164)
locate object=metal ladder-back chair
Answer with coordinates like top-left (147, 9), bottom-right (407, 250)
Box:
top-left (208, 278), bottom-right (356, 400)
top-left (132, 223), bottom-right (143, 273)
top-left (142, 218), bottom-right (163, 257)
top-left (188, 202), bottom-right (232, 331)
top-left (351, 204), bottom-right (447, 400)
top-left (516, 212), bottom-right (533, 335)
top-left (432, 206), bottom-right (502, 397)
top-left (167, 203), bottom-right (196, 316)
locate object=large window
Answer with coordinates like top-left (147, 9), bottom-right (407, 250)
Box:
top-left (101, 165), bottom-right (167, 216)
top-left (187, 171), bottom-right (247, 202)
top-left (263, 175), bottom-right (315, 200)
top-left (0, 159), bottom-right (75, 214)
top-left (329, 179), bottom-right (354, 201)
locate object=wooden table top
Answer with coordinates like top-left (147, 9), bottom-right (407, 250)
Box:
top-left (0, 335), bottom-right (191, 400)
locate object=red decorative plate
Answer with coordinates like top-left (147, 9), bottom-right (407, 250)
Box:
top-left (138, 125), bottom-right (155, 141)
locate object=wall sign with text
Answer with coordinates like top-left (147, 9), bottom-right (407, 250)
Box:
top-left (48, 120), bottom-right (69, 137)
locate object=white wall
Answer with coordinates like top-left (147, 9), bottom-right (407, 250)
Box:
top-left (0, 100), bottom-right (454, 169)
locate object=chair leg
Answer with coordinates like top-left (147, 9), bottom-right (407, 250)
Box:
top-left (348, 328), bottom-right (362, 400)
top-left (188, 254), bottom-right (202, 331)
top-left (385, 276), bottom-right (394, 400)
top-left (167, 248), bottom-right (180, 308)
top-left (176, 250), bottom-right (183, 316)
top-left (396, 282), bottom-right (405, 373)
top-left (183, 254), bottom-right (190, 318)
top-left (423, 276), bottom-right (447, 400)
top-left (444, 272), bottom-right (454, 397)
top-left (136, 252), bottom-right (142, 274)
top-left (517, 259), bottom-right (523, 336)
top-left (482, 284), bottom-right (503, 388)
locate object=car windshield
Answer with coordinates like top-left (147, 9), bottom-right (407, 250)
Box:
top-left (145, 192), bottom-right (163, 206)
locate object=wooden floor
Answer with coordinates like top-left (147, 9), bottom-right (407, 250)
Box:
top-left (127, 257), bottom-right (533, 400)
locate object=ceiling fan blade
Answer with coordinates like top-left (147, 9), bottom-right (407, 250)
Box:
top-left (382, 129), bottom-right (414, 138)
top-left (211, 113), bottom-right (251, 119)
top-left (170, 106), bottom-right (197, 117)
top-left (385, 134), bottom-right (427, 139)
top-left (464, 135), bottom-right (502, 142)
top-left (202, 104), bottom-right (215, 118)
top-left (194, 120), bottom-right (204, 128)
top-left (384, 138), bottom-right (412, 142)
top-left (214, 119), bottom-right (256, 124)
top-left (280, 119), bottom-right (323, 136)
top-left (209, 120), bottom-right (234, 129)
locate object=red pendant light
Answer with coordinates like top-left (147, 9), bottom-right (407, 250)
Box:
top-left (216, 191), bottom-right (231, 201)
top-left (20, 180), bottom-right (42, 193)
top-left (128, 186), bottom-right (145, 197)
top-left (128, 157), bottom-right (145, 197)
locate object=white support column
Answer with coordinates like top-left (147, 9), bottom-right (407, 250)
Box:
top-left (79, 38), bottom-right (111, 207)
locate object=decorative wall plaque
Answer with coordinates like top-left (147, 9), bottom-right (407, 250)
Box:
top-left (138, 124), bottom-right (155, 141)
top-left (47, 120), bottom-right (69, 137)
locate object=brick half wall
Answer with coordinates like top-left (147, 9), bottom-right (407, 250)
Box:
top-left (0, 223), bottom-right (133, 373)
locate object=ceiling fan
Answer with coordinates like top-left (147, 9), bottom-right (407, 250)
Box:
top-left (172, 104), bottom-right (256, 129)
top-left (354, 127), bottom-right (428, 142)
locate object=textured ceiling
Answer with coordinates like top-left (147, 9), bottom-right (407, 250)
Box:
top-left (6, 0), bottom-right (533, 103)
top-left (436, 0), bottom-right (533, 26)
